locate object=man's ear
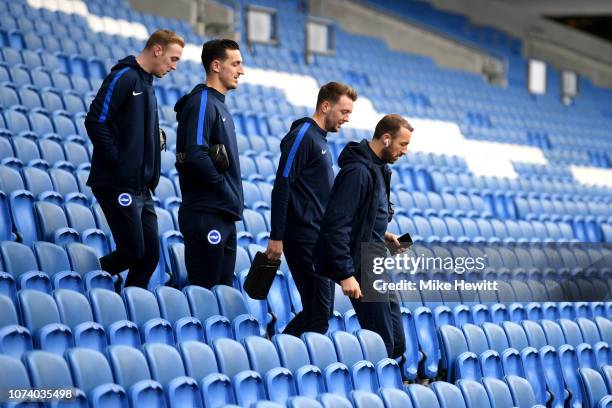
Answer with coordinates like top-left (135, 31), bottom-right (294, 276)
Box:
top-left (211, 59), bottom-right (221, 73)
top-left (153, 44), bottom-right (163, 57)
top-left (321, 100), bottom-right (330, 114)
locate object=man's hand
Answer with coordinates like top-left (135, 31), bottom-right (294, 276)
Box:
top-left (340, 276), bottom-right (361, 299)
top-left (385, 232), bottom-right (400, 248)
top-left (265, 239), bottom-right (283, 260)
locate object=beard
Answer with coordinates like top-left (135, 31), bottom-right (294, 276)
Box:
top-left (381, 146), bottom-right (395, 163)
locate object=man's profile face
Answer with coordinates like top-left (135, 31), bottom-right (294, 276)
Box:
top-left (217, 49), bottom-right (244, 91)
top-left (154, 43), bottom-right (183, 78)
top-left (382, 127), bottom-right (412, 163)
top-left (324, 95), bottom-right (354, 132)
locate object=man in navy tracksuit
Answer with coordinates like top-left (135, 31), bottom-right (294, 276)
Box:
top-left (85, 30), bottom-right (184, 289)
top-left (266, 82), bottom-right (357, 336)
top-left (175, 39), bottom-right (245, 289)
top-left (315, 114), bottom-right (413, 358)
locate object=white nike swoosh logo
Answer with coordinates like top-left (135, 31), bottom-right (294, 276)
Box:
top-left (222, 117), bottom-right (227, 122)
top-left (132, 91), bottom-right (143, 96)
top-left (322, 149), bottom-right (326, 154)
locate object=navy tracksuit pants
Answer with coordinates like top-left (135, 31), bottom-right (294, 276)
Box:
top-left (283, 241), bottom-right (335, 336)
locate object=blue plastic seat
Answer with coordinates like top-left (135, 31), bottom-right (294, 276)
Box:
top-left (0, 354), bottom-right (35, 400)
top-left (178, 340), bottom-right (235, 407)
top-left (0, 293), bottom-right (32, 359)
top-left (457, 379), bottom-right (492, 408)
top-left (379, 387), bottom-right (414, 408)
top-left (17, 289), bottom-right (74, 354)
top-left (106, 345), bottom-right (165, 408)
top-left (23, 167), bottom-right (63, 203)
top-left (432, 381), bottom-right (467, 408)
top-left (2, 240), bottom-right (52, 292)
top-left (23, 350), bottom-right (88, 406)
top-left (66, 242), bottom-right (113, 291)
top-left (244, 335), bottom-right (296, 404)
top-left (122, 286), bottom-right (174, 345)
top-left (34, 201), bottom-right (81, 245)
top-left (65, 202), bottom-right (109, 256)
top-left (213, 284), bottom-right (261, 341)
top-left (520, 347), bottom-right (550, 405)
top-left (482, 377), bottom-right (519, 408)
top-left (213, 337), bottom-right (266, 407)
top-left (407, 383), bottom-right (441, 408)
top-left (143, 343), bottom-right (202, 408)
top-left (579, 368), bottom-right (612, 408)
top-left (88, 288), bottom-right (140, 348)
top-left (439, 324), bottom-right (470, 382)
top-left (331, 331), bottom-right (379, 393)
top-left (53, 289), bottom-right (106, 352)
top-left (355, 329), bottom-right (403, 389)
top-left (155, 286), bottom-right (204, 343)
top-left (350, 390), bottom-right (384, 408)
top-left (413, 306), bottom-right (440, 378)
top-left (66, 347), bottom-right (128, 407)
top-left (183, 285), bottom-right (233, 343)
top-left (302, 332), bottom-right (352, 398)
top-left (273, 334), bottom-right (325, 399)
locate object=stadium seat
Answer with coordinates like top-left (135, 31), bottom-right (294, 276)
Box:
top-left (244, 335), bottom-right (296, 404)
top-left (143, 343), bottom-right (202, 407)
top-left (351, 390), bottom-right (384, 408)
top-left (65, 242), bottom-right (113, 291)
top-left (407, 383), bottom-right (441, 408)
top-left (106, 345), bottom-right (166, 407)
top-left (302, 332), bottom-right (352, 398)
top-left (183, 285), bottom-right (233, 343)
top-left (457, 379), bottom-right (492, 408)
top-left (53, 289), bottom-right (106, 352)
top-left (122, 287), bottom-right (174, 345)
top-left (213, 337), bottom-right (266, 406)
top-left (155, 286), bottom-right (204, 343)
top-left (1, 240), bottom-right (51, 293)
top-left (33, 201), bottom-right (80, 245)
top-left (432, 381), bottom-right (467, 408)
top-left (0, 354), bottom-right (35, 398)
top-left (273, 334), bottom-right (325, 399)
top-left (17, 289), bottom-right (74, 354)
top-left (0, 293), bottom-right (32, 359)
top-left (213, 284), bottom-right (261, 340)
top-left (331, 331), bottom-right (379, 393)
top-left (66, 348), bottom-right (128, 407)
top-left (88, 288), bottom-right (141, 348)
top-left (579, 368), bottom-right (612, 408)
top-left (177, 339), bottom-right (235, 406)
top-left (22, 350), bottom-right (88, 406)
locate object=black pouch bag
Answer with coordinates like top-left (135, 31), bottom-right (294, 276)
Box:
top-left (243, 251), bottom-right (281, 300)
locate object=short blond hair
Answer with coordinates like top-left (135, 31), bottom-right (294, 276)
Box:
top-left (145, 29), bottom-right (185, 50)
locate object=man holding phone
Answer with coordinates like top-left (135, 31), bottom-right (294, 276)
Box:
top-left (315, 114), bottom-right (413, 359)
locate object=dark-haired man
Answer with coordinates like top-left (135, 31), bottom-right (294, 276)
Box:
top-left (266, 82), bottom-right (357, 336)
top-left (86, 29), bottom-right (184, 290)
top-left (315, 114), bottom-right (413, 358)
top-left (175, 39), bottom-right (245, 289)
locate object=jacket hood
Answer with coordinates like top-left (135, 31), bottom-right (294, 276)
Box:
top-left (337, 139), bottom-right (376, 168)
top-left (111, 56), bottom-right (152, 80)
top-left (288, 117), bottom-right (326, 134)
top-left (174, 83), bottom-right (206, 120)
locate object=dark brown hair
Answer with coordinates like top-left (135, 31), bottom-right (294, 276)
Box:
top-left (201, 39), bottom-right (240, 74)
top-left (315, 82), bottom-right (358, 110)
top-left (373, 114), bottom-right (414, 139)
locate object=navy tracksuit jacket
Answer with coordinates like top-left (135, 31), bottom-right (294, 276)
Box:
top-left (315, 139), bottom-right (406, 358)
